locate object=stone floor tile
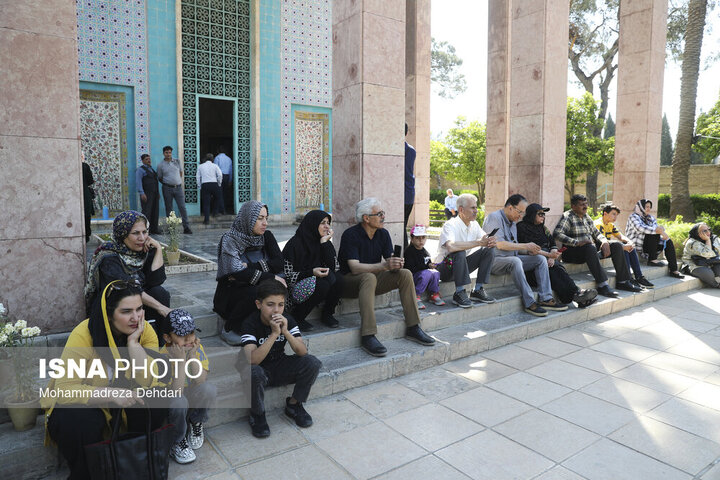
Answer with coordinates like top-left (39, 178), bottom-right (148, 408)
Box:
top-left (435, 430), bottom-right (554, 480)
top-left (612, 363), bottom-right (698, 395)
top-left (299, 394), bottom-right (376, 442)
top-left (590, 338), bottom-right (660, 362)
top-left (481, 344), bottom-right (553, 370)
top-left (674, 291), bottom-right (720, 315)
top-left (486, 371), bottom-right (572, 407)
top-left (547, 329), bottom-right (608, 347)
top-left (235, 445), bottom-right (353, 480)
top-left (637, 321), bottom-right (699, 342)
top-left (641, 351), bottom-right (718, 380)
top-left (646, 398), bottom-right (720, 444)
top-left (384, 403), bottom-right (484, 451)
top-left (594, 310), bottom-right (661, 330)
top-left (677, 382), bottom-right (720, 412)
top-left (701, 461), bottom-right (720, 480)
top-left (442, 355), bottom-right (518, 384)
top-left (516, 335), bottom-right (582, 357)
top-left (575, 318), bottom-right (633, 339)
top-left (541, 392), bottom-right (636, 436)
top-left (494, 409), bottom-right (601, 462)
top-left (666, 337), bottom-right (720, 366)
top-left (207, 412), bottom-right (308, 466)
top-left (532, 466), bottom-right (588, 480)
top-left (342, 381), bottom-right (429, 419)
top-left (580, 376), bottom-right (671, 413)
top-left (562, 438), bottom-right (691, 480)
top-left (665, 317), bottom-right (718, 333)
top-left (203, 471), bottom-right (242, 480)
top-left (315, 422), bottom-right (425, 479)
top-left (560, 347), bottom-right (634, 374)
top-left (167, 444), bottom-right (232, 480)
top-left (526, 359), bottom-right (607, 390)
top-left (609, 416), bottom-right (720, 475)
top-left (614, 329), bottom-right (685, 351)
top-left (398, 365), bottom-right (483, 401)
top-left (440, 385), bottom-right (532, 427)
top-left (374, 455), bottom-right (471, 480)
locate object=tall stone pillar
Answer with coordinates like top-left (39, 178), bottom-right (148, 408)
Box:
top-left (507, 1), bottom-right (569, 227)
top-left (613, 0), bottom-right (667, 227)
top-left (332, 1), bottom-right (406, 243)
top-left (485, 0), bottom-right (512, 215)
top-left (405, 0), bottom-right (431, 227)
top-left (0, 0), bottom-right (86, 332)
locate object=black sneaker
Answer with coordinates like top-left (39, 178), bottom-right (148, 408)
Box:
top-left (469, 287), bottom-right (496, 303)
top-left (297, 319), bottom-right (314, 332)
top-left (524, 303), bottom-right (548, 317)
top-left (285, 397), bottom-right (313, 428)
top-left (597, 285), bottom-right (619, 298)
top-left (537, 299), bottom-right (568, 311)
top-left (320, 313), bottom-right (339, 328)
top-left (452, 291), bottom-right (472, 309)
top-left (405, 325), bottom-right (435, 346)
top-left (183, 227), bottom-right (193, 234)
top-left (361, 335), bottom-right (387, 357)
top-left (573, 288), bottom-right (598, 308)
top-left (248, 412), bottom-right (270, 438)
top-left (616, 280), bottom-right (643, 293)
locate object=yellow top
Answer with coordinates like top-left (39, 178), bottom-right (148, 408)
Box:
top-left (158, 343), bottom-right (209, 387)
top-left (594, 218), bottom-right (621, 240)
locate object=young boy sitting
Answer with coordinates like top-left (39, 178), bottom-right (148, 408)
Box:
top-left (163, 309), bottom-right (217, 464)
top-left (404, 224), bottom-right (445, 309)
top-left (240, 279), bottom-right (322, 438)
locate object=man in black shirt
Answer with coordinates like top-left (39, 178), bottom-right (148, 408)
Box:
top-left (240, 280), bottom-right (321, 438)
top-left (338, 197), bottom-right (435, 357)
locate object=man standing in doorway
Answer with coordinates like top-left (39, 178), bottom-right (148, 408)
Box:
top-left (214, 146), bottom-right (232, 214)
top-left (157, 146), bottom-right (192, 234)
top-left (404, 123), bottom-right (416, 248)
top-left (136, 154), bottom-right (160, 234)
top-left (197, 153), bottom-right (223, 225)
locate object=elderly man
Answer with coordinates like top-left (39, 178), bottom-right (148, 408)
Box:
top-left (554, 194), bottom-right (643, 298)
top-left (483, 194), bottom-right (568, 317)
top-left (338, 198), bottom-right (435, 357)
top-left (435, 193), bottom-right (497, 308)
top-left (444, 189), bottom-right (458, 219)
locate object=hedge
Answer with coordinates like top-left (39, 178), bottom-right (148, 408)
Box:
top-left (657, 194), bottom-right (720, 219)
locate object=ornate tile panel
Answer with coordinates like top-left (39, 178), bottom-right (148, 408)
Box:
top-left (294, 111), bottom-right (330, 210)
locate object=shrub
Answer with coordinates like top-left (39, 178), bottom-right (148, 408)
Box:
top-left (429, 200), bottom-right (443, 211)
top-left (658, 215), bottom-right (693, 259)
top-left (658, 194), bottom-right (720, 219)
top-left (429, 189), bottom-right (445, 204)
top-left (698, 212), bottom-right (720, 236)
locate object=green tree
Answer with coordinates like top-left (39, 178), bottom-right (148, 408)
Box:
top-left (604, 113), bottom-right (615, 139)
top-left (694, 94), bottom-right (720, 161)
top-left (431, 38), bottom-right (467, 99)
top-left (430, 139), bottom-right (452, 187)
top-left (661, 114), bottom-right (674, 166)
top-left (433, 117), bottom-right (487, 202)
top-left (566, 93), bottom-right (615, 196)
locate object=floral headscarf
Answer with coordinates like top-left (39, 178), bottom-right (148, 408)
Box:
top-left (216, 201), bottom-right (267, 279)
top-left (633, 199), bottom-right (654, 225)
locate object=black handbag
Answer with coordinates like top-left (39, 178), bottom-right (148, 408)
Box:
top-left (84, 408), bottom-right (174, 480)
top-left (691, 255), bottom-right (720, 267)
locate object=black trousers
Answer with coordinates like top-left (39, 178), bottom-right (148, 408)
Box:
top-left (251, 355), bottom-right (322, 415)
top-left (644, 234), bottom-right (678, 271)
top-left (47, 407), bottom-right (167, 480)
top-left (144, 285), bottom-right (170, 343)
top-left (200, 182), bottom-right (222, 222)
top-left (526, 262), bottom-right (579, 304)
top-left (562, 242), bottom-right (631, 284)
top-left (140, 189), bottom-right (160, 233)
top-left (215, 280), bottom-right (257, 333)
top-left (444, 208), bottom-right (457, 220)
top-left (290, 272), bottom-right (344, 322)
top-left (222, 174), bottom-right (233, 214)
top-left (403, 203), bottom-right (413, 247)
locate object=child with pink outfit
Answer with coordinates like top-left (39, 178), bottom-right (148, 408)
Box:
top-left (404, 225), bottom-right (445, 309)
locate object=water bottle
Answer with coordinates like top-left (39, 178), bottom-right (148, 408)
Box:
top-left (102, 205), bottom-right (109, 220)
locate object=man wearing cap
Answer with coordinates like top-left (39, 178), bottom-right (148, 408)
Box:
top-left (483, 194), bottom-right (568, 317)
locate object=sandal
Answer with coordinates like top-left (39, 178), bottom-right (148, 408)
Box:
top-left (669, 271), bottom-right (685, 279)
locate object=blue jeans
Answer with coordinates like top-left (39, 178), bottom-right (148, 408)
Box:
top-left (624, 250), bottom-right (643, 278)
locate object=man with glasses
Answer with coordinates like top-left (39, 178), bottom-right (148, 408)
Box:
top-left (483, 194), bottom-right (568, 317)
top-left (338, 198), bottom-right (435, 357)
top-left (435, 193), bottom-right (497, 308)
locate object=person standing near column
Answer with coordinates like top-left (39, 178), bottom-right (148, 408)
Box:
top-left (136, 154), bottom-right (160, 234)
top-left (197, 154), bottom-right (223, 225)
top-left (404, 123), bottom-right (416, 248)
top-left (157, 146), bottom-right (192, 234)
top-left (214, 146), bottom-right (232, 214)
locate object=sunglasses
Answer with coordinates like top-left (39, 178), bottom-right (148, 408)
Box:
top-left (367, 211), bottom-right (385, 218)
top-left (105, 279), bottom-right (141, 299)
top-left (538, 212), bottom-right (546, 217)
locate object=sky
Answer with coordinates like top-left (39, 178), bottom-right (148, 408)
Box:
top-left (430, 0), bottom-right (720, 140)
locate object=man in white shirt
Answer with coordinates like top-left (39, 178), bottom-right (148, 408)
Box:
top-left (436, 193), bottom-right (497, 308)
top-left (444, 189), bottom-right (458, 219)
top-left (214, 147), bottom-right (233, 214)
top-left (197, 154), bottom-right (223, 225)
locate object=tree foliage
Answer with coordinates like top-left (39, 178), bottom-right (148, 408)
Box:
top-left (604, 113), bottom-right (615, 139)
top-left (661, 114), bottom-right (674, 166)
top-left (431, 38), bottom-right (467, 99)
top-left (694, 94), bottom-right (720, 161)
top-left (431, 117), bottom-right (487, 202)
top-left (566, 93), bottom-right (615, 196)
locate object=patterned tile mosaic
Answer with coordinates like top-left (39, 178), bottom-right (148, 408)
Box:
top-left (294, 111), bottom-right (330, 210)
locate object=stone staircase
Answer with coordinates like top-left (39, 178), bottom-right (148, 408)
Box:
top-left (1, 258), bottom-right (703, 479)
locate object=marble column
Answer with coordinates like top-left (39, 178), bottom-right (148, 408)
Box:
top-left (0, 0), bottom-right (86, 332)
top-left (405, 0), bottom-right (431, 228)
top-left (507, 0), bottom-right (569, 227)
top-left (332, 0), bottom-right (406, 243)
top-left (613, 0), bottom-right (667, 227)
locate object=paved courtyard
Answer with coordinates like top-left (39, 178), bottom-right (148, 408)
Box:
top-left (140, 289), bottom-right (720, 480)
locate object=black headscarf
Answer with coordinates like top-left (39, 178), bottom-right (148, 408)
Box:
top-left (284, 210), bottom-right (333, 271)
top-left (688, 223), bottom-right (719, 255)
top-left (517, 203), bottom-right (553, 250)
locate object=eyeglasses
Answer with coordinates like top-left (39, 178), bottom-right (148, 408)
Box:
top-left (700, 229), bottom-right (711, 234)
top-left (511, 205), bottom-right (526, 215)
top-left (367, 211), bottom-right (385, 218)
top-left (537, 212), bottom-right (546, 217)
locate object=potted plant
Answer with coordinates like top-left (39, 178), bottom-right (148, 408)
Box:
top-left (2, 317), bottom-right (42, 431)
top-left (0, 302), bottom-right (13, 386)
top-left (165, 211), bottom-right (182, 266)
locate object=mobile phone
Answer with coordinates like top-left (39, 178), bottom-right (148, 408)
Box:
top-left (393, 245), bottom-right (402, 257)
top-left (558, 246), bottom-right (568, 253)
top-left (488, 228), bottom-right (499, 237)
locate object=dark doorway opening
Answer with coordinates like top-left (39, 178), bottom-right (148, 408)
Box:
top-left (199, 97), bottom-right (235, 214)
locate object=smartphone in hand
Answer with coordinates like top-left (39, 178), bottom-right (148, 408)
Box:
top-left (488, 227), bottom-right (499, 237)
top-left (393, 245), bottom-right (402, 257)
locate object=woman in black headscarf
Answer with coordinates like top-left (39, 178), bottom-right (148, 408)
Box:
top-left (517, 203), bottom-right (597, 307)
top-left (682, 223), bottom-right (720, 288)
top-left (213, 201), bottom-right (284, 345)
top-left (283, 210), bottom-right (342, 331)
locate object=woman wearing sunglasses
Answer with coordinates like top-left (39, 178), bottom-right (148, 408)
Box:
top-left (84, 210), bottom-right (171, 330)
top-left (682, 223), bottom-right (720, 288)
top-left (43, 281), bottom-right (168, 479)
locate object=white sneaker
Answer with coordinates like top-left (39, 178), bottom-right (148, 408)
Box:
top-left (220, 328), bottom-right (243, 346)
top-left (170, 438), bottom-right (196, 464)
top-left (187, 421), bottom-right (204, 450)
